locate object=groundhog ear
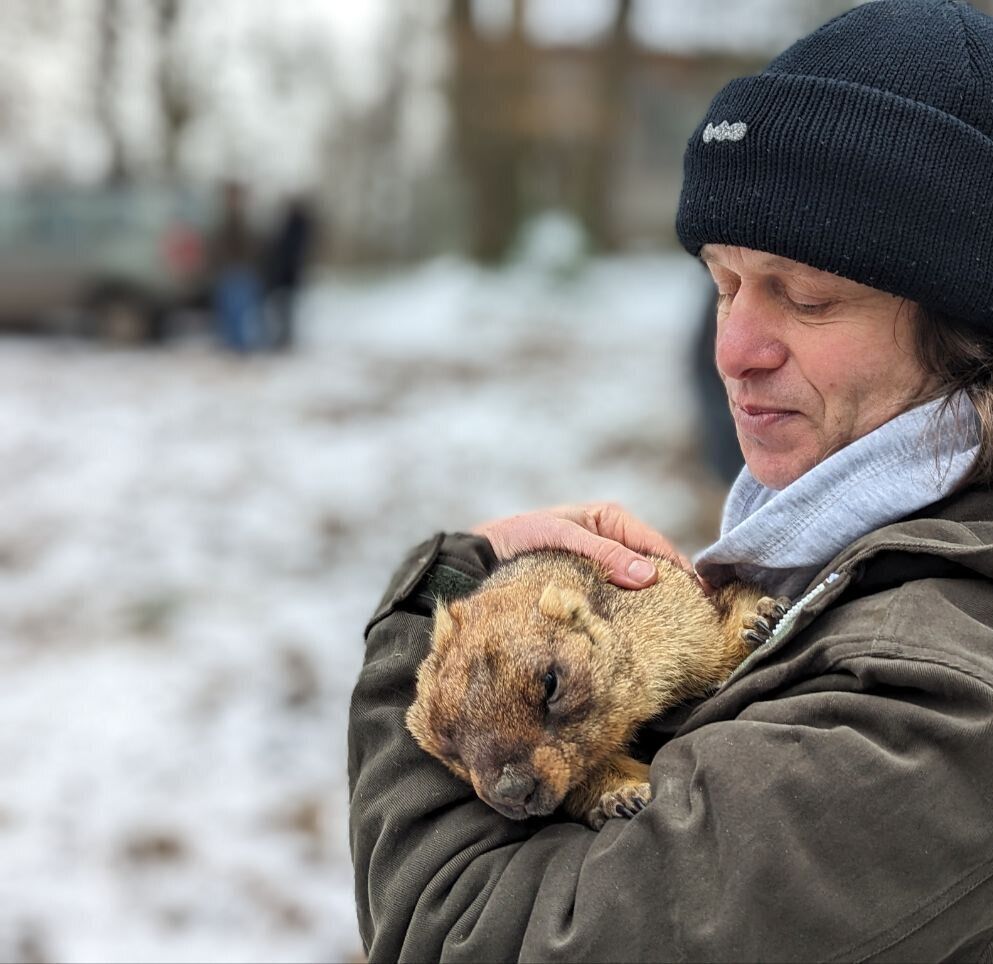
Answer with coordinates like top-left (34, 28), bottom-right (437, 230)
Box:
top-left (539, 584), bottom-right (593, 625)
top-left (540, 585), bottom-right (612, 646)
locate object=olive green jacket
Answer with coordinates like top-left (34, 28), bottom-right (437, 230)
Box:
top-left (348, 488), bottom-right (993, 962)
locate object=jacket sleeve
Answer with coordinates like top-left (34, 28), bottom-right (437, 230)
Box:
top-left (348, 547), bottom-right (993, 963)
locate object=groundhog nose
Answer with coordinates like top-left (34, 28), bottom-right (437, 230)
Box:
top-left (493, 766), bottom-right (537, 807)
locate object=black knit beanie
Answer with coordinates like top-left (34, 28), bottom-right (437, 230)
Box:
top-left (676, 0), bottom-right (993, 328)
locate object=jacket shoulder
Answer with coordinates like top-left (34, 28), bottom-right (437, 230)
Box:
top-left (847, 574), bottom-right (993, 686)
top-left (364, 531), bottom-right (499, 637)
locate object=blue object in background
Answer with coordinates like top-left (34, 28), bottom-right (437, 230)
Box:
top-left (214, 267), bottom-right (263, 351)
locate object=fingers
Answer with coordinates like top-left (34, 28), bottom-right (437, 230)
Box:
top-left (584, 534), bottom-right (659, 589)
top-left (584, 502), bottom-right (693, 571)
top-left (471, 503), bottom-right (688, 590)
top-left (471, 513), bottom-right (548, 561)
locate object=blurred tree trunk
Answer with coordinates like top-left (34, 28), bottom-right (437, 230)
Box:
top-left (449, 0), bottom-right (528, 261)
top-left (96, 0), bottom-right (128, 183)
top-left (580, 0), bottom-right (631, 249)
top-left (511, 0), bottom-right (526, 38)
top-left (154, 0), bottom-right (191, 175)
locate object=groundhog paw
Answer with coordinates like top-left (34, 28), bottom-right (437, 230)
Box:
top-left (588, 782), bottom-right (652, 830)
top-left (740, 596), bottom-right (791, 648)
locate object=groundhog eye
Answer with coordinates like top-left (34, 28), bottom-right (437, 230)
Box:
top-left (543, 669), bottom-right (559, 704)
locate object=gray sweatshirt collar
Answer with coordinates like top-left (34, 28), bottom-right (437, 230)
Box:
top-left (695, 395), bottom-right (980, 599)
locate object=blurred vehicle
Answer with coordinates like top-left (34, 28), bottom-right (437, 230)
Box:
top-left (0, 183), bottom-right (215, 342)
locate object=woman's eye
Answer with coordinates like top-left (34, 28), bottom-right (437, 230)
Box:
top-left (714, 289), bottom-right (736, 314)
top-left (543, 669), bottom-right (559, 704)
top-left (786, 292), bottom-right (831, 314)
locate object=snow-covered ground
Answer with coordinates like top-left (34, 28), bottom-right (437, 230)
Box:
top-left (0, 251), bottom-right (726, 963)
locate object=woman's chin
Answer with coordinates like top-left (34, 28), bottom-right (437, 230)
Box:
top-left (741, 444), bottom-right (820, 491)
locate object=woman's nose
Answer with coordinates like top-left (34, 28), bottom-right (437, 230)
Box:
top-left (714, 287), bottom-right (789, 382)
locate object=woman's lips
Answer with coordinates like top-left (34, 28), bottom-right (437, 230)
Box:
top-left (732, 402), bottom-right (800, 433)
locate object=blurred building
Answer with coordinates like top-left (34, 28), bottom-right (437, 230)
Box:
top-left (448, 0), bottom-right (766, 258)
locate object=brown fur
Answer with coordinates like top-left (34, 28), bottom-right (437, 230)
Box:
top-left (406, 551), bottom-right (768, 829)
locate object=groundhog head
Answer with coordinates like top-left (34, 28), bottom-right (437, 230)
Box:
top-left (406, 577), bottom-right (630, 821)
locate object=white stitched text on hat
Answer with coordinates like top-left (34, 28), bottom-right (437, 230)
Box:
top-left (703, 121), bottom-right (747, 143)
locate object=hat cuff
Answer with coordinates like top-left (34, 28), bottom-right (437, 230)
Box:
top-left (676, 72), bottom-right (993, 327)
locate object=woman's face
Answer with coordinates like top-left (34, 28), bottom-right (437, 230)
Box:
top-left (702, 244), bottom-right (936, 490)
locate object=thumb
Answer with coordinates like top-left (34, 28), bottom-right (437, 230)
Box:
top-left (587, 536), bottom-right (658, 590)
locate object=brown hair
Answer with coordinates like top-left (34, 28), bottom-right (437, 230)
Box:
top-left (913, 306), bottom-right (993, 488)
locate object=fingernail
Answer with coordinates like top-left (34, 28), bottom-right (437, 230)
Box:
top-left (626, 559), bottom-right (656, 584)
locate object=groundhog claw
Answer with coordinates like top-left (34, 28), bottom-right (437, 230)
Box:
top-left (757, 595), bottom-right (791, 621)
top-left (588, 782), bottom-right (652, 830)
top-left (740, 595), bottom-right (791, 648)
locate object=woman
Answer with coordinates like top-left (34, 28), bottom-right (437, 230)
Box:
top-left (349, 2), bottom-right (993, 959)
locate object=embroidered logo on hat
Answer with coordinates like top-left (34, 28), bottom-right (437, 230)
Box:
top-left (703, 121), bottom-right (747, 143)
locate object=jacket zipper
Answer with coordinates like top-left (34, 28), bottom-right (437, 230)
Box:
top-left (766, 571), bottom-right (842, 645)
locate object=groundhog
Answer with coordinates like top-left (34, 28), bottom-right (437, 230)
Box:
top-left (406, 551), bottom-right (787, 830)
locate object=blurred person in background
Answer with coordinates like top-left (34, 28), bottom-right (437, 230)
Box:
top-left (210, 179), bottom-right (264, 352)
top-left (350, 1), bottom-right (993, 960)
top-left (262, 195), bottom-right (317, 351)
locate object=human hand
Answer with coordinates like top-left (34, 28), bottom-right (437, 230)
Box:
top-left (471, 502), bottom-right (692, 590)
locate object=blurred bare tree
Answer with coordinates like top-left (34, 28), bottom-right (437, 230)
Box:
top-left (153, 0), bottom-right (193, 176)
top-left (96, 0), bottom-right (127, 182)
top-left (316, 0), bottom-right (451, 263)
top-left (91, 0), bottom-right (203, 183)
